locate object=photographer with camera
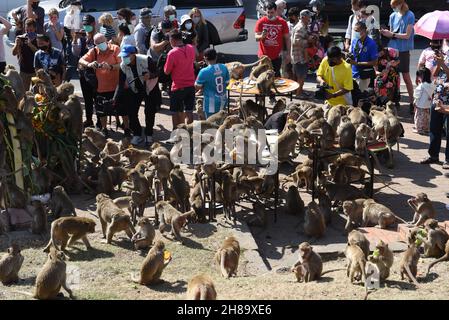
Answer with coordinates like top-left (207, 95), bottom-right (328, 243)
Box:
top-left (316, 46), bottom-right (354, 106)
top-left (33, 34), bottom-right (65, 86)
top-left (79, 33), bottom-right (121, 136)
top-left (418, 40), bottom-right (446, 78)
top-left (12, 0), bottom-right (45, 35)
top-left (0, 16), bottom-right (12, 74)
top-left (12, 19), bottom-right (38, 90)
top-left (347, 22), bottom-right (378, 92)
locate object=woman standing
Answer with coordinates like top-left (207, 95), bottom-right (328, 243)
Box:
top-left (44, 8), bottom-right (64, 51)
top-left (380, 0), bottom-right (415, 114)
top-left (189, 8), bottom-right (209, 61)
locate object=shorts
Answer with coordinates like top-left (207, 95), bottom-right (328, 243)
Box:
top-left (398, 51), bottom-right (410, 73)
top-left (95, 91), bottom-right (115, 117)
top-left (294, 63), bottom-right (308, 80)
top-left (170, 86), bottom-right (195, 113)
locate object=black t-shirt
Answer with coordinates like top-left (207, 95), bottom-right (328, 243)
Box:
top-left (18, 39), bottom-right (37, 74)
top-left (264, 111), bottom-right (287, 132)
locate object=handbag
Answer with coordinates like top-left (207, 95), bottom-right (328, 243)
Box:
top-left (82, 48), bottom-right (98, 91)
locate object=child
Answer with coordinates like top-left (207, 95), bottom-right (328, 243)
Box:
top-left (413, 67), bottom-right (434, 134)
top-left (99, 13), bottom-right (117, 44)
top-left (44, 8), bottom-right (64, 51)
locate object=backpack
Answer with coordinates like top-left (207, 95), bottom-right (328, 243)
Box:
top-left (144, 25), bottom-right (156, 52)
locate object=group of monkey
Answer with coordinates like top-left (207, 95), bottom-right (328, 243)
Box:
top-left (0, 62), bottom-right (448, 300)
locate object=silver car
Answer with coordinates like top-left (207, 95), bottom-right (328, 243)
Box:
top-left (8, 0), bottom-right (248, 45)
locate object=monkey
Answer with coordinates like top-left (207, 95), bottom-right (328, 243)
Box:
top-left (108, 166), bottom-right (129, 191)
top-left (195, 99), bottom-right (206, 120)
top-left (248, 55), bottom-right (273, 80)
top-left (303, 201), bottom-right (326, 238)
top-left (348, 230), bottom-right (370, 258)
top-left (120, 148), bottom-right (153, 168)
top-left (169, 165), bottom-right (190, 212)
top-left (0, 85), bottom-right (19, 114)
top-left (3, 65), bottom-right (25, 100)
top-left (292, 242), bottom-right (322, 282)
top-left (385, 101), bottom-right (398, 116)
top-left (418, 219), bottom-right (449, 258)
top-left (287, 165), bottom-right (313, 190)
top-left (331, 164), bottom-right (366, 185)
top-left (34, 69), bottom-right (57, 99)
top-left (0, 244), bottom-right (24, 285)
top-left (317, 190), bottom-right (332, 225)
top-left (407, 193), bottom-right (437, 227)
top-left (96, 193), bottom-right (136, 244)
top-left (49, 186), bottom-right (76, 218)
top-left (5, 181), bottom-right (27, 209)
top-left (326, 105), bottom-right (343, 134)
top-left (132, 217), bottom-right (156, 251)
top-left (63, 95), bottom-right (83, 140)
top-left (150, 142), bottom-right (171, 158)
top-left (368, 240), bottom-right (394, 281)
top-left (355, 123), bottom-right (374, 155)
top-left (132, 240), bottom-right (171, 285)
top-left (156, 201), bottom-right (196, 243)
top-left (256, 69), bottom-right (279, 96)
top-left (337, 116), bottom-right (356, 149)
top-left (190, 182), bottom-right (206, 222)
top-left (84, 127), bottom-right (107, 150)
top-left (18, 91), bottom-right (37, 114)
top-left (34, 247), bottom-right (74, 299)
top-left (30, 200), bottom-right (47, 235)
top-left (149, 154), bottom-right (173, 186)
top-left (128, 169), bottom-right (151, 212)
top-left (43, 216), bottom-right (96, 252)
top-left (370, 108), bottom-right (390, 142)
top-left (101, 140), bottom-right (121, 163)
top-left (272, 98), bottom-right (287, 114)
top-left (186, 274), bottom-right (217, 300)
top-left (56, 82), bottom-right (75, 102)
top-left (342, 199), bottom-right (368, 232)
top-left (285, 185), bottom-right (305, 219)
top-left (427, 240), bottom-right (449, 275)
top-left (221, 170), bottom-right (238, 221)
top-left (362, 199), bottom-right (407, 229)
top-left (205, 109), bottom-right (228, 126)
top-left (82, 135), bottom-right (101, 161)
top-left (305, 118), bottom-right (335, 150)
top-left (239, 99), bottom-right (265, 122)
top-left (348, 106), bottom-right (368, 128)
top-left (246, 202), bottom-right (268, 228)
top-left (345, 242), bottom-right (367, 284)
top-left (334, 153), bottom-right (365, 168)
top-left (112, 196), bottom-right (134, 217)
top-left (14, 109), bottom-right (34, 144)
top-left (226, 56), bottom-right (270, 80)
top-left (276, 122), bottom-right (299, 163)
top-left (324, 183), bottom-right (367, 207)
top-left (96, 163), bottom-right (113, 195)
top-left (399, 236), bottom-right (420, 285)
top-left (215, 236), bottom-right (240, 278)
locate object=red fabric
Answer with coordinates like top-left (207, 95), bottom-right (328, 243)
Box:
top-left (254, 16), bottom-right (289, 60)
top-left (164, 44), bottom-right (196, 91)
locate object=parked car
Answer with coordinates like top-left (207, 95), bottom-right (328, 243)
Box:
top-left (7, 0), bottom-right (248, 45)
top-left (256, 0), bottom-right (449, 22)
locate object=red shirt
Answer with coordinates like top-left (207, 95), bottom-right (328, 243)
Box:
top-left (254, 16), bottom-right (289, 60)
top-left (164, 44), bottom-right (196, 91)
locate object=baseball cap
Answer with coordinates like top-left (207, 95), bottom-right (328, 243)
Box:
top-left (140, 8), bottom-right (152, 18)
top-left (300, 9), bottom-right (315, 17)
top-left (180, 14), bottom-right (192, 26)
top-left (82, 14), bottom-right (95, 25)
top-left (204, 48), bottom-right (217, 61)
top-left (118, 45), bottom-right (137, 57)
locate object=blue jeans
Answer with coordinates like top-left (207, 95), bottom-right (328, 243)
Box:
top-left (428, 104), bottom-right (449, 162)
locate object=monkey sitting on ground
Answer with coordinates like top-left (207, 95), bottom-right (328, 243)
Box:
top-left (186, 274), bottom-right (217, 300)
top-left (285, 185), bottom-right (305, 219)
top-left (84, 127), bottom-right (107, 150)
top-left (303, 201), bottom-right (326, 238)
top-left (368, 240), bottom-right (394, 281)
top-left (362, 199), bottom-right (407, 229)
top-left (348, 230), bottom-right (370, 259)
top-left (30, 200), bottom-right (48, 235)
top-left (345, 242), bottom-right (367, 284)
top-left (132, 240), bottom-right (172, 285)
top-left (49, 186), bottom-right (76, 218)
top-left (43, 216), bottom-right (96, 252)
top-left (276, 122), bottom-right (299, 163)
top-left (342, 199), bottom-right (367, 232)
top-left (418, 219), bottom-right (449, 258)
top-left (169, 165), bottom-right (190, 212)
top-left (407, 192), bottom-right (436, 227)
top-left (337, 116), bottom-right (356, 149)
top-left (0, 244), bottom-right (24, 285)
top-left (399, 233), bottom-right (420, 285)
top-left (156, 201), bottom-right (197, 244)
top-left (215, 236), bottom-right (240, 278)
top-left (291, 242), bottom-right (322, 282)
top-left (96, 193), bottom-right (136, 244)
top-left (131, 217), bottom-right (155, 251)
top-left (34, 247), bottom-right (74, 299)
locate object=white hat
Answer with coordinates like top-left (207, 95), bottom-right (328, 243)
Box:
top-left (275, 0), bottom-right (287, 6)
top-left (180, 14), bottom-right (192, 26)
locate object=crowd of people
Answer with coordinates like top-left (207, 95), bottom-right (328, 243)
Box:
top-left (1, 0), bottom-right (448, 167)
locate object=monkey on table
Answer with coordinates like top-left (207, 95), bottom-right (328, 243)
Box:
top-left (407, 193), bottom-right (436, 227)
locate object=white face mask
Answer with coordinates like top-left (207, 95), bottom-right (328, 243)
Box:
top-left (185, 22), bottom-right (192, 30)
top-left (192, 17), bottom-right (200, 24)
top-left (312, 6), bottom-right (318, 12)
top-left (131, 19), bottom-right (137, 26)
top-left (393, 6), bottom-right (400, 13)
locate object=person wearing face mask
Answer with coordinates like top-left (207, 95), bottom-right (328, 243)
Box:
top-left (348, 22), bottom-right (378, 92)
top-left (116, 8), bottom-right (135, 34)
top-left (255, 2), bottom-right (291, 78)
top-left (309, 0), bottom-right (329, 38)
top-left (345, 0), bottom-right (363, 51)
top-left (34, 34), bottom-right (65, 86)
top-left (134, 8), bottom-right (153, 55)
top-left (114, 45), bottom-right (160, 145)
top-left (0, 16), bottom-right (12, 74)
top-left (99, 13), bottom-right (118, 44)
top-left (163, 5), bottom-right (178, 29)
top-left (418, 40), bottom-right (444, 79)
top-left (180, 15), bottom-right (196, 46)
top-left (12, 0), bottom-right (45, 35)
top-left (380, 0), bottom-right (415, 115)
top-left (79, 33), bottom-right (121, 136)
top-left (72, 14), bottom-right (96, 127)
top-left (189, 8), bottom-right (209, 61)
top-left (12, 18), bottom-right (37, 90)
top-left (118, 23), bottom-right (136, 49)
top-left (43, 8), bottom-right (64, 52)
top-left (149, 20), bottom-right (173, 94)
top-left (275, 0), bottom-right (288, 20)
top-left (316, 46), bottom-right (354, 106)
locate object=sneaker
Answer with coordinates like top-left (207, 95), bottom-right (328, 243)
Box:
top-left (102, 128), bottom-right (109, 138)
top-left (420, 157), bottom-right (439, 164)
top-left (130, 135), bottom-right (144, 146)
top-left (83, 120), bottom-right (94, 128)
top-left (124, 128), bottom-right (132, 137)
top-left (443, 161), bottom-right (449, 170)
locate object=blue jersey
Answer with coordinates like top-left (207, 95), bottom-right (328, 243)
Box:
top-left (195, 64), bottom-right (230, 118)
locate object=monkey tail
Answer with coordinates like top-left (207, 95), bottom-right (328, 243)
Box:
top-left (241, 57), bottom-right (264, 69)
top-left (394, 215), bottom-right (408, 225)
top-left (48, 221), bottom-right (60, 252)
top-left (404, 264), bottom-right (419, 286)
top-left (199, 285), bottom-right (208, 300)
top-left (220, 250), bottom-right (228, 278)
top-left (427, 253), bottom-right (449, 275)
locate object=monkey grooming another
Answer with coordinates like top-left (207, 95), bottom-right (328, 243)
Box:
top-left (0, 244), bottom-right (24, 285)
top-left (132, 217), bottom-right (156, 251)
top-left (345, 242), bottom-right (367, 284)
top-left (96, 193), bottom-right (136, 244)
top-left (132, 240), bottom-right (171, 285)
top-left (186, 274), bottom-right (217, 300)
top-left (407, 193), bottom-right (436, 227)
top-left (292, 242), bottom-right (323, 282)
top-left (43, 216), bottom-right (96, 252)
top-left (156, 201), bottom-right (196, 244)
top-left (215, 236), bottom-right (240, 279)
top-left (34, 247), bottom-right (74, 299)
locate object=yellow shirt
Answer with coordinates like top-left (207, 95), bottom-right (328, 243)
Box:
top-left (317, 57), bottom-right (354, 106)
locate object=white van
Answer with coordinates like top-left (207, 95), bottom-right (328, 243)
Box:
top-left (0, 0), bottom-right (27, 17)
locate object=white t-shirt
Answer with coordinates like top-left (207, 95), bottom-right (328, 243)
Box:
top-left (414, 82), bottom-right (435, 109)
top-left (121, 34), bottom-right (136, 49)
top-left (0, 25), bottom-right (6, 63)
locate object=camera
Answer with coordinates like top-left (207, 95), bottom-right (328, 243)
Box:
top-left (315, 83), bottom-right (332, 100)
top-left (345, 52), bottom-right (355, 63)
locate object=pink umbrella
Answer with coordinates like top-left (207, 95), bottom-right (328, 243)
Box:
top-left (415, 10), bottom-right (449, 40)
